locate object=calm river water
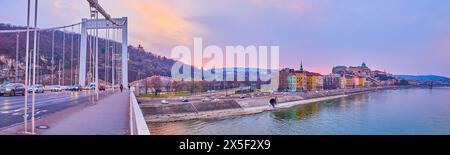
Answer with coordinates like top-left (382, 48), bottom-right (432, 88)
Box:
top-left (149, 87), bottom-right (450, 135)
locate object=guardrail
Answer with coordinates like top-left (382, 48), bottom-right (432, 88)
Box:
top-left (129, 88), bottom-right (151, 135)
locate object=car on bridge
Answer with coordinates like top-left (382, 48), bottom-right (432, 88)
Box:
top-left (49, 85), bottom-right (63, 92)
top-left (28, 84), bottom-right (45, 93)
top-left (99, 85), bottom-right (106, 91)
top-left (83, 83), bottom-right (96, 90)
top-left (0, 83), bottom-right (26, 96)
top-left (67, 84), bottom-right (82, 91)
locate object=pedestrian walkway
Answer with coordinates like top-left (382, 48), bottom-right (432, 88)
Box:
top-left (38, 91), bottom-right (130, 135)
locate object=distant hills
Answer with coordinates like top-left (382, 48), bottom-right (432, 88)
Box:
top-left (0, 23), bottom-right (176, 83)
top-left (395, 75), bottom-right (450, 83)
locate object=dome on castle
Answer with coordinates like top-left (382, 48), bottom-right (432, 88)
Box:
top-left (361, 62), bottom-right (368, 68)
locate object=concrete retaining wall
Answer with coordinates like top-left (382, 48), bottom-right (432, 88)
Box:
top-left (141, 86), bottom-right (408, 122)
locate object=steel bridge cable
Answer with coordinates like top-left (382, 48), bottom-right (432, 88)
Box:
top-left (15, 32), bottom-right (20, 82)
top-left (86, 0), bottom-right (125, 26)
top-left (37, 31), bottom-right (40, 84)
top-left (51, 30), bottom-right (55, 85)
top-left (0, 23), bottom-right (81, 33)
top-left (24, 0), bottom-right (31, 134)
top-left (93, 8), bottom-right (100, 100)
top-left (31, 0), bottom-right (38, 134)
top-left (62, 28), bottom-right (66, 86)
top-left (71, 26), bottom-right (74, 85)
top-left (76, 24), bottom-right (81, 84)
top-left (105, 29), bottom-right (109, 86)
top-left (111, 29), bottom-right (114, 88)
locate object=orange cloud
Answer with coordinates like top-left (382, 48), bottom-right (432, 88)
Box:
top-left (51, 0), bottom-right (84, 17)
top-left (249, 0), bottom-right (312, 13)
top-left (125, 0), bottom-right (206, 52)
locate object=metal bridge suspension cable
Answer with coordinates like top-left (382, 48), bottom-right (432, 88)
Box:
top-left (95, 10), bottom-right (99, 100)
top-left (31, 0), bottom-right (38, 134)
top-left (112, 28), bottom-right (115, 90)
top-left (51, 30), bottom-right (55, 85)
top-left (105, 29), bottom-right (109, 87)
top-left (76, 24), bottom-right (81, 84)
top-left (37, 31), bottom-right (40, 84)
top-left (118, 29), bottom-right (122, 85)
top-left (24, 0), bottom-right (31, 134)
top-left (15, 32), bottom-right (20, 82)
top-left (0, 22), bottom-right (81, 33)
top-left (71, 26), bottom-right (74, 85)
top-left (90, 30), bottom-right (94, 84)
top-left (86, 0), bottom-right (125, 26)
top-left (62, 28), bottom-right (66, 86)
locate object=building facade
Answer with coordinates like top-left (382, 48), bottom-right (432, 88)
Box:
top-left (287, 74), bottom-right (297, 92)
top-left (345, 75), bottom-right (355, 88)
top-left (323, 74), bottom-right (341, 90)
top-left (295, 62), bottom-right (307, 91)
top-left (287, 69), bottom-right (297, 92)
top-left (306, 72), bottom-right (322, 90)
top-left (295, 72), bottom-right (307, 91)
top-left (358, 76), bottom-right (366, 87)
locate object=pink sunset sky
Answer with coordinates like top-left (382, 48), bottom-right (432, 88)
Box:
top-left (0, 0), bottom-right (449, 76)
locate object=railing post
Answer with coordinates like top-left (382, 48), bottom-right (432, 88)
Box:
top-left (129, 88), bottom-right (134, 135)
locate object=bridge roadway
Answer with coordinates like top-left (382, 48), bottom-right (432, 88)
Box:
top-left (0, 90), bottom-right (116, 130)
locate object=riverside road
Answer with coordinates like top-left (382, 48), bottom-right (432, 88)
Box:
top-left (0, 91), bottom-right (110, 129)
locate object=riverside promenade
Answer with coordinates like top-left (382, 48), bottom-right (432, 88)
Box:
top-left (0, 91), bottom-right (131, 135)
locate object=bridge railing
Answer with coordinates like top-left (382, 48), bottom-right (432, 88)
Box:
top-left (129, 88), bottom-right (151, 135)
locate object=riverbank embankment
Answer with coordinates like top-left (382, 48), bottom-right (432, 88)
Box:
top-left (140, 86), bottom-right (413, 122)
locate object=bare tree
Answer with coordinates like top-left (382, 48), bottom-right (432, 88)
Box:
top-left (165, 80), bottom-right (172, 92)
top-left (172, 80), bottom-right (179, 92)
top-left (146, 76), bottom-right (162, 96)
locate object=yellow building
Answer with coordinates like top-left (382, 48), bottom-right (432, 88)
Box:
top-left (353, 77), bottom-right (360, 87)
top-left (339, 75), bottom-right (346, 89)
top-left (295, 62), bottom-right (307, 91)
top-left (306, 72), bottom-right (322, 90)
top-left (345, 75), bottom-right (355, 88)
top-left (307, 75), bottom-right (316, 90)
top-left (295, 72), bottom-right (307, 91)
top-left (358, 76), bottom-right (366, 87)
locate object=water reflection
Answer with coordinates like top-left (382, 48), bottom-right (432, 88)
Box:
top-left (273, 103), bottom-right (320, 121)
top-left (272, 93), bottom-right (370, 121)
top-left (149, 121), bottom-right (191, 135)
top-left (149, 88), bottom-right (450, 135)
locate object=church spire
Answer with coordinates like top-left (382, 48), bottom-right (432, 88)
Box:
top-left (300, 60), bottom-right (304, 72)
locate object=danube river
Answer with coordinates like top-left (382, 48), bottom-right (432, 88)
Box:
top-left (149, 87), bottom-right (450, 135)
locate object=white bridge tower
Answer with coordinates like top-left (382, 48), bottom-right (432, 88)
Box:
top-left (78, 17), bottom-right (128, 87)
